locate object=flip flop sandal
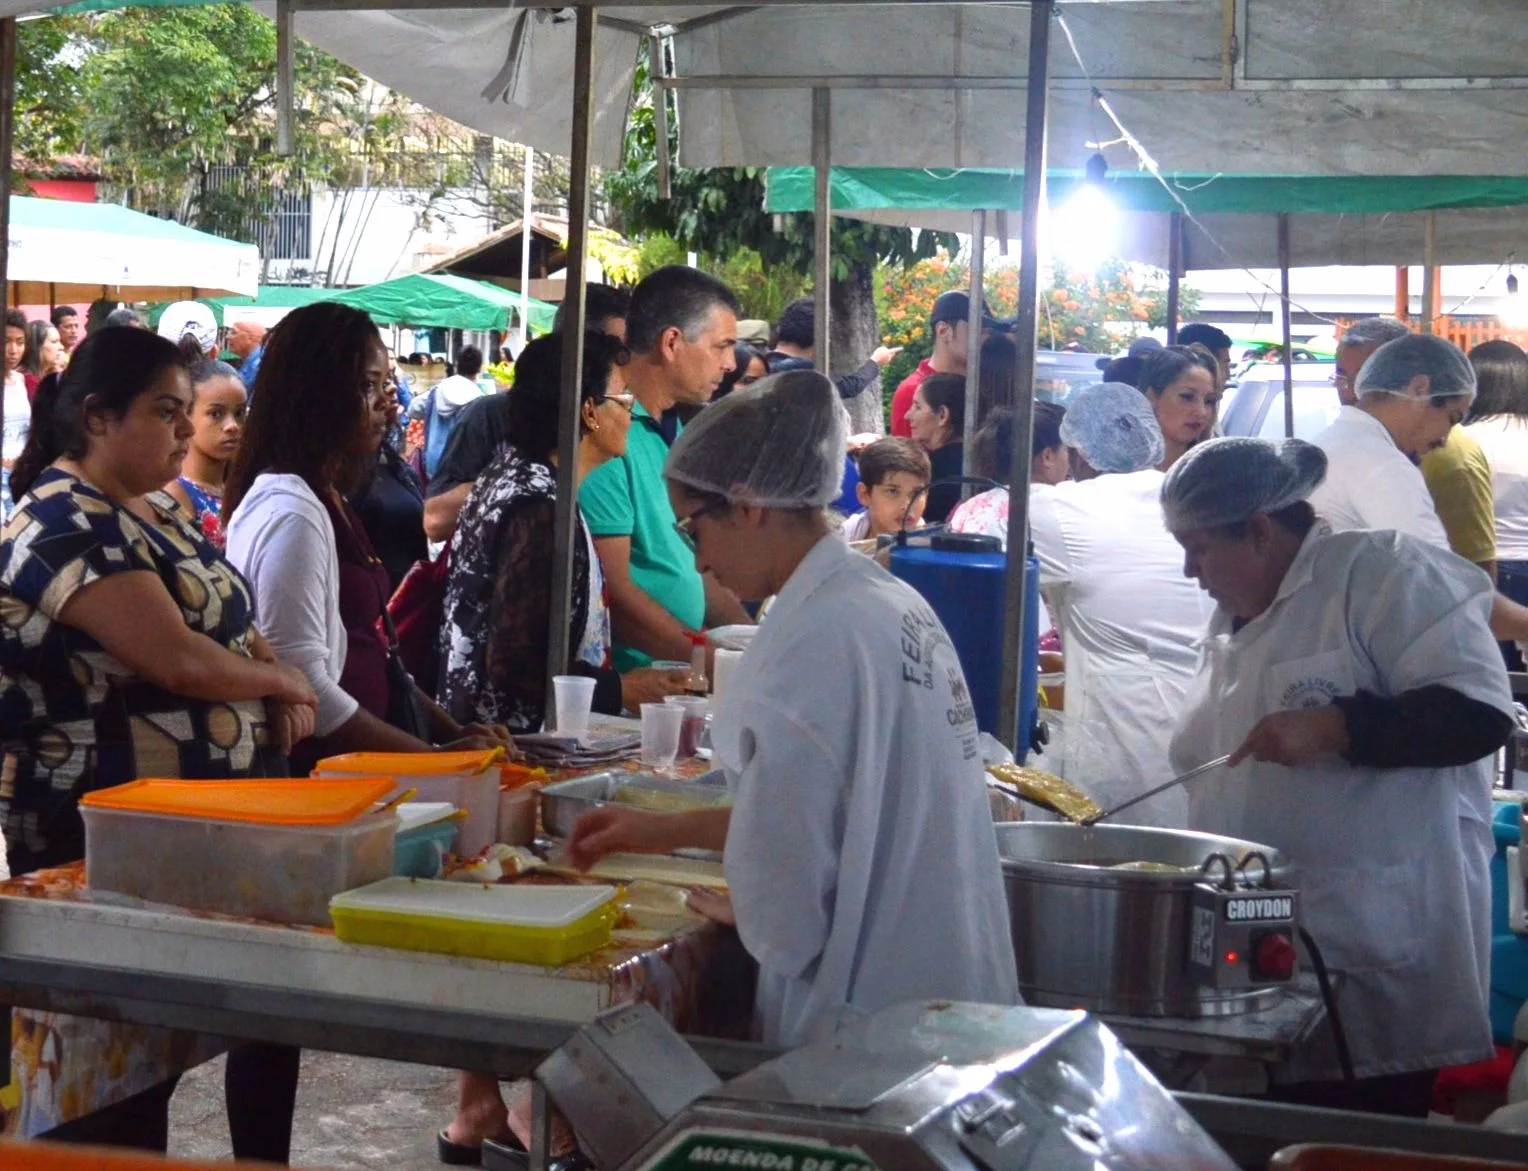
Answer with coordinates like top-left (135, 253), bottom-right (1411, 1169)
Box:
top-left (437, 1129), bottom-right (486, 1167)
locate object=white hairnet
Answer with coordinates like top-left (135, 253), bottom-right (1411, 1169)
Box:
top-left (1058, 381), bottom-right (1165, 473)
top-left (664, 369), bottom-right (847, 508)
top-left (1356, 333), bottom-right (1476, 404)
top-left (1161, 437), bottom-right (1328, 532)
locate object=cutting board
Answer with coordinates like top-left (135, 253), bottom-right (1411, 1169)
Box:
top-left (547, 852), bottom-right (729, 891)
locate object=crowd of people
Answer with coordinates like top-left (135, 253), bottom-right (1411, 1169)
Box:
top-left (0, 265), bottom-right (1525, 1153)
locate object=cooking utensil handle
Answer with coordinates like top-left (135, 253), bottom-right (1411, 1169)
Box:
top-left (1085, 755), bottom-right (1231, 825)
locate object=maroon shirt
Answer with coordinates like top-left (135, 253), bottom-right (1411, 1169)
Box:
top-left (321, 495), bottom-right (392, 720)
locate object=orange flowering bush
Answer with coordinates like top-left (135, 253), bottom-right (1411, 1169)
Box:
top-left (874, 253), bottom-right (1189, 391)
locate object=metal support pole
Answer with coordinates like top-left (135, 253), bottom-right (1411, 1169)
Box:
top-left (651, 36), bottom-right (672, 201)
top-left (1278, 214), bottom-right (1294, 438)
top-left (962, 209), bottom-right (986, 478)
top-left (0, 17), bottom-right (14, 501)
top-left (998, 0), bottom-right (1052, 754)
top-left (519, 147), bottom-right (534, 348)
top-left (1394, 266), bottom-right (1410, 323)
top-left (811, 88), bottom-right (831, 371)
top-left (545, 6), bottom-right (597, 708)
top-left (1165, 213), bottom-right (1183, 344)
top-left (276, 0), bottom-right (295, 157)
top-left (1421, 212), bottom-right (1438, 335)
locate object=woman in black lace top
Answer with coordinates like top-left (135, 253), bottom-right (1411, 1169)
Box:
top-left (438, 330), bottom-right (689, 732)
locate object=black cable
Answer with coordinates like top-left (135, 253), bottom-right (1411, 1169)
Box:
top-left (1299, 926), bottom-right (1356, 1084)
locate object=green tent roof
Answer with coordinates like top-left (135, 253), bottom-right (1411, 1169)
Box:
top-left (147, 286), bottom-right (341, 330)
top-left (327, 272), bottom-right (558, 334)
top-left (764, 168), bottom-right (1528, 217)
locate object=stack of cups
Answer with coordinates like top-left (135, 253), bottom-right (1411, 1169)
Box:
top-left (711, 648), bottom-right (744, 704)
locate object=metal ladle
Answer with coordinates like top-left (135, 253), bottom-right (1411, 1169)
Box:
top-left (1079, 755), bottom-right (1232, 826)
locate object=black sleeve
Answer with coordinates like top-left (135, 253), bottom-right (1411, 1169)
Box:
top-left (1333, 685), bottom-right (1515, 769)
top-left (573, 661), bottom-right (625, 716)
top-left (426, 398), bottom-right (502, 498)
top-left (831, 360), bottom-right (882, 402)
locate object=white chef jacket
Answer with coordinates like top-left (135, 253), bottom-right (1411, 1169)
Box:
top-left (1308, 406), bottom-right (1450, 550)
top-left (1029, 472), bottom-right (1214, 827)
top-left (1465, 415), bottom-right (1528, 562)
top-left (1170, 524), bottom-right (1510, 1081)
top-left (711, 534), bottom-right (1020, 1047)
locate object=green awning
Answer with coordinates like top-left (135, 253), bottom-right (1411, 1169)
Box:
top-left (764, 168), bottom-right (1528, 217)
top-left (326, 272), bottom-right (558, 334)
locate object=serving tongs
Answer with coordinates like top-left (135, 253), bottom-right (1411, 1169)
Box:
top-left (1079, 755), bottom-right (1232, 826)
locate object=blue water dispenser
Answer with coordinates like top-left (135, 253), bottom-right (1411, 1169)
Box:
top-left (890, 532), bottom-right (1042, 760)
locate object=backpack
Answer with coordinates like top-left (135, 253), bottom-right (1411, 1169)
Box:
top-left (386, 535), bottom-right (452, 700)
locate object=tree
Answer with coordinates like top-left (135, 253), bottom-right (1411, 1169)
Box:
top-left (15, 16), bottom-right (88, 167)
top-left (606, 46), bottom-right (956, 433)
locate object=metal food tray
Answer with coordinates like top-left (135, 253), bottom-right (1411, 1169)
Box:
top-left (540, 770), bottom-right (730, 838)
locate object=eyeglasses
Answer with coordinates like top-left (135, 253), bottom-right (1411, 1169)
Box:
top-left (1330, 371), bottom-right (1353, 391)
top-left (673, 500), bottom-right (730, 552)
top-left (601, 393), bottom-right (635, 415)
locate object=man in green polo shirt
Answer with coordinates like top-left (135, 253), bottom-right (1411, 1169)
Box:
top-left (580, 266), bottom-right (752, 671)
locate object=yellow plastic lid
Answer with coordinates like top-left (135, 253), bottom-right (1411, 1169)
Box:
top-left (80, 777), bottom-right (396, 825)
top-left (314, 749), bottom-right (504, 777)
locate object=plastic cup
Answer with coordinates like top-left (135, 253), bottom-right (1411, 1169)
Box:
top-left (650, 660), bottom-right (691, 674)
top-left (711, 648), bottom-right (744, 702)
top-left (640, 702), bottom-right (684, 770)
top-left (664, 695), bottom-right (709, 759)
top-left (551, 676), bottom-right (597, 736)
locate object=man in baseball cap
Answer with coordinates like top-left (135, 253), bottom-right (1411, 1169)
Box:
top-left (890, 290), bottom-right (1009, 437)
top-left (157, 300), bottom-right (219, 359)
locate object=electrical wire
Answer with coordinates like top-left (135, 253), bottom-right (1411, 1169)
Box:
top-left (1054, 9), bottom-right (1344, 329)
top-left (1298, 926), bottom-right (1357, 1085)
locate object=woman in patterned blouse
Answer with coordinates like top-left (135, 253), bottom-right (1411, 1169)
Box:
top-left (0, 328), bottom-right (316, 1152)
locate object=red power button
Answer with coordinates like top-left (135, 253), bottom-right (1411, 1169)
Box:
top-left (1254, 933), bottom-right (1298, 981)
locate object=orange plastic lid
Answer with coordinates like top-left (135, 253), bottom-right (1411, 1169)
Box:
top-left (314, 749), bottom-right (504, 777)
top-left (80, 777), bottom-right (396, 825)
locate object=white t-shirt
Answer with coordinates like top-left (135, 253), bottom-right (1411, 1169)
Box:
top-left (1465, 415), bottom-right (1528, 562)
top-left (1308, 406), bottom-right (1449, 549)
top-left (2, 370), bottom-right (29, 465)
top-left (225, 473), bottom-right (359, 736)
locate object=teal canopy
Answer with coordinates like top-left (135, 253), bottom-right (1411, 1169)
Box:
top-left (765, 168), bottom-right (1528, 218)
top-left (327, 272), bottom-right (558, 334)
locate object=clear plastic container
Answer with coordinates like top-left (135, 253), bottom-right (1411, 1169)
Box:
top-left (330, 877), bottom-right (619, 965)
top-left (316, 751), bottom-right (504, 858)
top-left (81, 805), bottom-right (395, 925)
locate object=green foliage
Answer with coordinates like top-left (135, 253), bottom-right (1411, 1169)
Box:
top-left (636, 233), bottom-right (810, 326)
top-left (15, 16), bottom-right (88, 165)
top-left (605, 40), bottom-right (957, 281)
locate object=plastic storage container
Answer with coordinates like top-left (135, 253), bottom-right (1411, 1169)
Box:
top-left (79, 778), bottom-right (397, 925)
top-left (316, 750), bottom-right (503, 858)
top-left (393, 803), bottom-right (461, 878)
top-left (330, 877), bottom-right (619, 965)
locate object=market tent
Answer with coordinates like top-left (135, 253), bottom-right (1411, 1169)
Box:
top-left (8, 195), bottom-right (260, 302)
top-left (147, 286), bottom-right (341, 331)
top-left (325, 272), bottom-right (558, 334)
top-left (764, 167), bottom-right (1528, 269)
top-left (185, 0), bottom-right (1528, 179)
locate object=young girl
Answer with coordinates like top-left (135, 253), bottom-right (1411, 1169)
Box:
top-left (165, 358), bottom-right (247, 547)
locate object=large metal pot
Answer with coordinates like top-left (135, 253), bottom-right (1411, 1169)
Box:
top-left (996, 822), bottom-right (1293, 1018)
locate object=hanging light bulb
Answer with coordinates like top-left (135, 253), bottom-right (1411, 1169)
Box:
top-left (1503, 267), bottom-right (1528, 328)
top-left (1049, 151), bottom-right (1118, 274)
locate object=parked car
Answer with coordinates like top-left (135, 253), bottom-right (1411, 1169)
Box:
top-left (1218, 360), bottom-right (1341, 441)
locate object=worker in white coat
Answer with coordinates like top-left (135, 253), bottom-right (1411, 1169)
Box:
top-left (567, 370), bottom-right (1019, 1047)
top-left (1031, 382), bottom-right (1214, 827)
top-left (1162, 436), bottom-right (1514, 1116)
top-left (568, 373), bottom-right (1020, 1045)
top-left (1305, 331), bottom-right (1521, 999)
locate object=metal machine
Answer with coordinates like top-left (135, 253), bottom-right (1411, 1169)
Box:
top-left (996, 823), bottom-right (1300, 1018)
top-left (526, 1000), bottom-right (1239, 1171)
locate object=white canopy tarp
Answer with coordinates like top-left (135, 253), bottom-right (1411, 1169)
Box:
top-left (8, 195), bottom-right (260, 301)
top-left (3, 0), bottom-right (1515, 179)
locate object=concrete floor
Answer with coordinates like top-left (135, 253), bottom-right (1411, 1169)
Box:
top-left (168, 1052), bottom-right (460, 1169)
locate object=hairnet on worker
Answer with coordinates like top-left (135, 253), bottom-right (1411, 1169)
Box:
top-left (664, 368), bottom-right (847, 508)
top-left (1161, 436), bottom-right (1328, 532)
top-left (1356, 332), bottom-right (1477, 404)
top-left (1058, 381), bottom-right (1166, 473)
